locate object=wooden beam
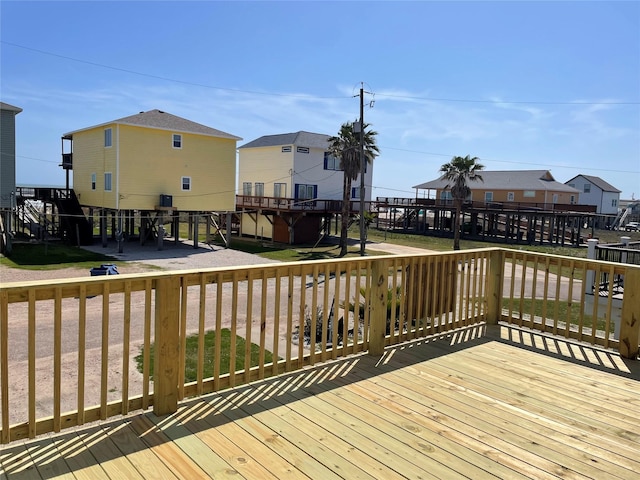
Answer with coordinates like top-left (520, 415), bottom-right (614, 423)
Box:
top-left (619, 268), bottom-right (640, 359)
top-left (153, 276), bottom-right (181, 415)
top-left (369, 258), bottom-right (389, 356)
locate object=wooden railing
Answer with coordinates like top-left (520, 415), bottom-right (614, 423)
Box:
top-left (1, 248), bottom-right (638, 444)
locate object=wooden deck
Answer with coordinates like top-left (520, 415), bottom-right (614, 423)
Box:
top-left (2, 324), bottom-right (639, 479)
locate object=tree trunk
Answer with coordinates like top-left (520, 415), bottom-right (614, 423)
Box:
top-left (453, 201), bottom-right (462, 250)
top-left (340, 174), bottom-right (352, 256)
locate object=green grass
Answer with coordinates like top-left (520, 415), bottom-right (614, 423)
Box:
top-left (135, 328), bottom-right (275, 383)
top-left (504, 297), bottom-right (608, 332)
top-left (0, 243), bottom-right (118, 270)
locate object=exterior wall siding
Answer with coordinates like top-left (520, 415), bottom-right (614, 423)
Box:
top-left (73, 124), bottom-right (237, 211)
top-left (117, 126), bottom-right (236, 211)
top-left (443, 188), bottom-right (579, 205)
top-left (240, 213), bottom-right (274, 238)
top-left (566, 175), bottom-right (619, 214)
top-left (72, 125), bottom-right (118, 209)
top-left (238, 146), bottom-right (294, 197)
top-left (0, 110), bottom-right (17, 209)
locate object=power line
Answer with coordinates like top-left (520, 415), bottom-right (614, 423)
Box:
top-left (379, 146), bottom-right (640, 174)
top-left (3, 40), bottom-right (638, 106)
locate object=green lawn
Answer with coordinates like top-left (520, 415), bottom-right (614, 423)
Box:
top-left (135, 328), bottom-right (276, 383)
top-left (504, 297), bottom-right (608, 333)
top-left (0, 243), bottom-right (118, 270)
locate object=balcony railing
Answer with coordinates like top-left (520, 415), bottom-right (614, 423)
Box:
top-left (235, 195), bottom-right (372, 214)
top-left (1, 248), bottom-right (638, 444)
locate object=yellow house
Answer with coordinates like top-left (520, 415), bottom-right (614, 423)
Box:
top-left (63, 109), bottom-right (241, 211)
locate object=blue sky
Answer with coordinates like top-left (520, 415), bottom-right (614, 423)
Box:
top-left (2, 1), bottom-right (639, 200)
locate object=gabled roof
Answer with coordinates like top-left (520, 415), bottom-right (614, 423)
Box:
top-left (0, 102), bottom-right (23, 114)
top-left (413, 170), bottom-right (579, 193)
top-left (63, 109), bottom-right (241, 140)
top-left (239, 131), bottom-right (330, 149)
top-left (565, 174), bottom-right (621, 193)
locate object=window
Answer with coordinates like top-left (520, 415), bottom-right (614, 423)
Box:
top-left (507, 192), bottom-right (515, 202)
top-left (523, 190), bottom-right (535, 198)
top-left (552, 194), bottom-right (558, 203)
top-left (181, 176), bottom-right (191, 191)
top-left (296, 146), bottom-right (309, 154)
top-left (352, 186), bottom-right (364, 198)
top-left (104, 172), bottom-right (112, 191)
top-left (173, 134), bottom-right (182, 149)
top-left (274, 183), bottom-right (286, 198)
top-left (440, 191), bottom-right (452, 200)
top-left (91, 173), bottom-right (96, 190)
top-left (484, 192), bottom-right (493, 202)
top-left (324, 152), bottom-right (342, 171)
top-left (281, 146), bottom-right (292, 153)
top-left (295, 184), bottom-right (316, 200)
top-left (568, 183), bottom-right (575, 189)
top-left (104, 128), bottom-right (112, 147)
top-left (255, 182), bottom-right (264, 197)
top-left (243, 182), bottom-right (252, 196)
top-left (612, 199), bottom-right (618, 207)
top-left (570, 195), bottom-right (576, 204)
top-left (584, 184), bottom-right (591, 193)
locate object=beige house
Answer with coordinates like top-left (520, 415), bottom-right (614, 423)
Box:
top-left (413, 170), bottom-right (580, 207)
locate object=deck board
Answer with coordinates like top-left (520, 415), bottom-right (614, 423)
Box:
top-left (2, 324), bottom-right (639, 480)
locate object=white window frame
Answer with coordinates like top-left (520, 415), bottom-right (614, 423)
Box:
top-left (255, 182), bottom-right (264, 197)
top-left (243, 182), bottom-right (252, 196)
top-left (104, 172), bottom-right (112, 191)
top-left (523, 190), bottom-right (536, 198)
top-left (584, 183), bottom-right (591, 193)
top-left (181, 176), bottom-right (191, 191)
top-left (91, 173), bottom-right (96, 190)
top-left (552, 194), bottom-right (558, 203)
top-left (507, 192), bottom-right (515, 202)
top-left (281, 146), bottom-right (292, 153)
top-left (173, 134), bottom-right (182, 149)
top-left (296, 146), bottom-right (309, 154)
top-left (484, 192), bottom-right (493, 202)
top-left (570, 195), bottom-right (576, 204)
top-left (274, 183), bottom-right (286, 198)
top-left (104, 128), bottom-right (112, 148)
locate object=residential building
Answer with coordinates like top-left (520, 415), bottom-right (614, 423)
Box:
top-left (565, 174), bottom-right (621, 215)
top-left (413, 170), bottom-right (579, 208)
top-left (237, 131), bottom-right (373, 243)
top-left (63, 109), bottom-right (241, 212)
top-left (0, 102), bottom-right (22, 210)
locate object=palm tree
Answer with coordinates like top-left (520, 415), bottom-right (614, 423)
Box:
top-left (327, 122), bottom-right (379, 256)
top-left (439, 155), bottom-right (485, 250)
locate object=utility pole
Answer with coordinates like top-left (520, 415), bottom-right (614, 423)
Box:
top-left (358, 84), bottom-right (366, 256)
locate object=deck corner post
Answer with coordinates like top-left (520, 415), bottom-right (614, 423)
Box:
top-left (153, 275), bottom-right (181, 415)
top-left (486, 249), bottom-right (504, 325)
top-left (619, 267), bottom-right (640, 360)
top-left (369, 258), bottom-right (389, 356)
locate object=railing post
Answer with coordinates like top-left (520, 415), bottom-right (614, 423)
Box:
top-left (369, 258), bottom-right (389, 356)
top-left (586, 238), bottom-right (598, 294)
top-left (153, 275), bottom-right (181, 415)
top-left (619, 267), bottom-right (640, 359)
top-left (485, 249), bottom-right (504, 325)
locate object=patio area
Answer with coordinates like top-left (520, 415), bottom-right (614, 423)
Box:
top-left (3, 324), bottom-right (639, 479)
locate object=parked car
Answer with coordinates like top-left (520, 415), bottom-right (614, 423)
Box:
top-left (624, 222), bottom-right (640, 231)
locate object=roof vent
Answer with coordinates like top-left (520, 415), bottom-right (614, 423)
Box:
top-left (158, 110), bottom-right (165, 113)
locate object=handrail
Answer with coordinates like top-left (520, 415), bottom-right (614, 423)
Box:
top-left (1, 247), bottom-right (638, 444)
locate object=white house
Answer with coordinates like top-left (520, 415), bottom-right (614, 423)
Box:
top-left (237, 131), bottom-right (373, 243)
top-left (565, 175), bottom-right (621, 215)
